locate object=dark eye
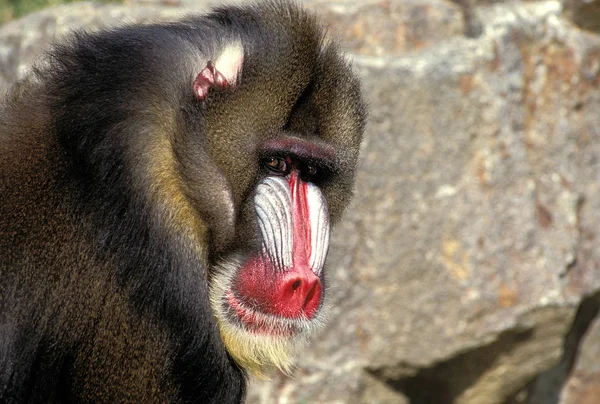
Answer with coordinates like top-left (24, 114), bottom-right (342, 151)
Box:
top-left (306, 164), bottom-right (318, 176)
top-left (263, 156), bottom-right (288, 175)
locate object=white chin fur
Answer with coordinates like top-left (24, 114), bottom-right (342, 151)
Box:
top-left (209, 258), bottom-right (327, 375)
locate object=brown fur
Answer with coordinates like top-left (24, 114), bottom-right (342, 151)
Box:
top-left (0, 1), bottom-right (365, 401)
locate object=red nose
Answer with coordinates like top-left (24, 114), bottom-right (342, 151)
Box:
top-left (271, 269), bottom-right (322, 318)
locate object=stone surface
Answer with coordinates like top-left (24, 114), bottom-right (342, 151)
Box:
top-left (0, 2), bottom-right (190, 92)
top-left (313, 0), bottom-right (465, 56)
top-left (562, 0), bottom-right (600, 33)
top-left (560, 310), bottom-right (600, 404)
top-left (520, 292), bottom-right (600, 404)
top-left (1, 1), bottom-right (600, 403)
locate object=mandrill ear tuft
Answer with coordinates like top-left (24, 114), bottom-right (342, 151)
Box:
top-left (214, 41), bottom-right (244, 85)
top-left (193, 41), bottom-right (244, 100)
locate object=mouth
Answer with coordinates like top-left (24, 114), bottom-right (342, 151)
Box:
top-left (224, 289), bottom-right (309, 337)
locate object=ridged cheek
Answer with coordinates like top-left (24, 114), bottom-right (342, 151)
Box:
top-left (306, 182), bottom-right (329, 275)
top-left (255, 177), bottom-right (293, 270)
top-left (254, 176), bottom-right (330, 274)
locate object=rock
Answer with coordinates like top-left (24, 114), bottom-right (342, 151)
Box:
top-left (1, 1), bottom-right (599, 403)
top-left (311, 0), bottom-right (465, 56)
top-left (560, 307), bottom-right (600, 404)
top-left (563, 0), bottom-right (600, 33)
top-left (524, 292), bottom-right (600, 404)
top-left (0, 3), bottom-right (190, 93)
top-left (251, 1), bottom-right (600, 402)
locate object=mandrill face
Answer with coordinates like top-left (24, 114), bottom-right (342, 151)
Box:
top-left (211, 163), bottom-right (333, 373)
top-left (169, 19), bottom-right (366, 375)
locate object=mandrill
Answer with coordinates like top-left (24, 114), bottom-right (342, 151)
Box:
top-left (0, 1), bottom-right (366, 402)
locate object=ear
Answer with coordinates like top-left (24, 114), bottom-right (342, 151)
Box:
top-left (193, 42), bottom-right (244, 100)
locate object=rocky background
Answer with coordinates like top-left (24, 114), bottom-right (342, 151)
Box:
top-left (1, 0), bottom-right (599, 403)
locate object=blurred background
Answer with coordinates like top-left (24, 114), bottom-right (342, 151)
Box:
top-left (1, 0), bottom-right (599, 402)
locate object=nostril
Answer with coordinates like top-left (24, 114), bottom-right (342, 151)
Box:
top-left (301, 278), bottom-right (321, 317)
top-left (304, 282), bottom-right (316, 305)
top-left (267, 271), bottom-right (322, 318)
